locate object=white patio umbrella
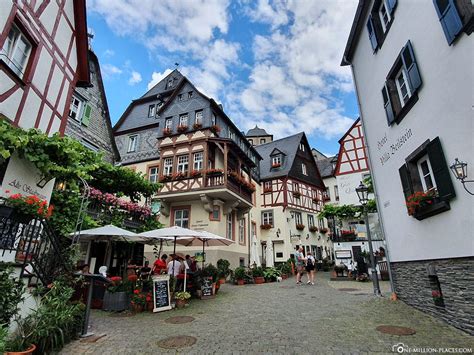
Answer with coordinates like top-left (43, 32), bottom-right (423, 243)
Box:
top-left (266, 240), bottom-right (274, 268)
top-left (250, 233), bottom-right (261, 267)
top-left (71, 224), bottom-right (143, 242)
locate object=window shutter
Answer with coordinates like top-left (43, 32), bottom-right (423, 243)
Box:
top-left (426, 137), bottom-right (456, 200)
top-left (382, 83), bottom-right (395, 125)
top-left (387, 0), bottom-right (397, 14)
top-left (399, 164), bottom-right (414, 200)
top-left (433, 0), bottom-right (463, 45)
top-left (401, 40), bottom-right (422, 93)
top-left (81, 103), bottom-right (92, 127)
top-left (367, 15), bottom-right (379, 52)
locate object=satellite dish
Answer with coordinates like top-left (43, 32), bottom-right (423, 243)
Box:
top-left (98, 266), bottom-right (107, 277)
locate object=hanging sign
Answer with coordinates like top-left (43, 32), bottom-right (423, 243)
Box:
top-left (153, 275), bottom-right (171, 312)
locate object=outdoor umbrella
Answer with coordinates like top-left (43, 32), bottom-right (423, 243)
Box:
top-left (71, 224), bottom-right (143, 242)
top-left (266, 240), bottom-right (274, 268)
top-left (250, 233), bottom-right (261, 267)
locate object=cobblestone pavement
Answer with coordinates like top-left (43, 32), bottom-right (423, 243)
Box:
top-left (62, 272), bottom-right (473, 354)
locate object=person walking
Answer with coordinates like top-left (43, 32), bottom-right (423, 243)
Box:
top-left (305, 252), bottom-right (316, 285)
top-left (295, 246), bottom-right (306, 285)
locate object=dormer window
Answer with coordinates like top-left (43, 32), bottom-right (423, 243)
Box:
top-left (271, 156), bottom-right (282, 168)
top-left (302, 163), bottom-right (307, 175)
top-left (299, 143), bottom-right (305, 151)
top-left (188, 91), bottom-right (193, 98)
top-left (148, 104), bottom-right (155, 117)
top-left (178, 94), bottom-right (183, 101)
top-left (166, 78), bottom-right (174, 89)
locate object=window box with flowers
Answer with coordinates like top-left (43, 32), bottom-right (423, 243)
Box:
top-left (173, 172), bottom-right (187, 180)
top-left (292, 191), bottom-right (301, 198)
top-left (162, 128), bottom-right (172, 136)
top-left (159, 175), bottom-right (173, 183)
top-left (271, 162), bottom-right (281, 168)
top-left (193, 123), bottom-right (203, 130)
top-left (295, 224), bottom-right (305, 231)
top-left (260, 223), bottom-right (272, 230)
top-left (210, 125), bottom-right (221, 135)
top-left (405, 190), bottom-right (449, 221)
top-left (263, 187), bottom-right (272, 193)
top-left (177, 125), bottom-right (188, 133)
top-left (228, 171), bottom-right (256, 192)
top-left (312, 198), bottom-right (319, 204)
top-left (206, 168), bottom-right (224, 176)
top-left (320, 227), bottom-right (329, 234)
top-left (190, 170), bottom-right (202, 178)
top-left (0, 193), bottom-right (54, 223)
top-left (309, 226), bottom-right (318, 233)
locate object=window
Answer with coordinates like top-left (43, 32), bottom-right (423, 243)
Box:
top-left (166, 78), bottom-right (174, 89)
top-left (0, 24), bottom-right (32, 78)
top-left (188, 91), bottom-right (194, 98)
top-left (366, 0), bottom-right (397, 52)
top-left (163, 157), bottom-right (173, 176)
top-left (308, 214), bottom-right (315, 228)
top-left (260, 138), bottom-right (266, 144)
top-left (293, 182), bottom-right (299, 193)
top-left (226, 213), bottom-right (234, 240)
top-left (179, 114), bottom-right (188, 126)
top-left (378, 0), bottom-right (391, 32)
top-left (195, 110), bottom-right (203, 125)
top-left (302, 163), bottom-right (307, 175)
top-left (148, 104), bottom-right (155, 117)
top-left (165, 118), bottom-right (172, 129)
top-left (178, 94), bottom-right (183, 101)
top-left (210, 206), bottom-right (220, 221)
top-left (239, 219), bottom-right (245, 244)
top-left (211, 113), bottom-right (217, 126)
top-left (177, 155), bottom-right (189, 173)
top-left (148, 167), bottom-right (159, 183)
top-left (318, 218), bottom-right (325, 229)
top-left (417, 155), bottom-right (437, 192)
top-left (264, 181), bottom-right (272, 192)
top-left (262, 211), bottom-right (273, 227)
top-left (127, 135), bottom-right (137, 152)
top-left (69, 95), bottom-right (84, 121)
top-left (248, 139), bottom-right (253, 145)
top-left (294, 212), bottom-right (302, 226)
top-left (299, 143), bottom-right (305, 151)
top-left (334, 185), bottom-right (340, 201)
top-left (229, 130), bottom-right (235, 140)
top-left (272, 156), bottom-right (281, 167)
top-left (193, 152), bottom-right (203, 171)
top-left (174, 208), bottom-right (189, 228)
top-left (382, 40), bottom-right (421, 125)
top-left (399, 137), bottom-right (455, 220)
top-left (324, 187), bottom-right (331, 200)
top-left (433, 0), bottom-right (463, 45)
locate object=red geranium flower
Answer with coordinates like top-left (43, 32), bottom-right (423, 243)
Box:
top-left (133, 289), bottom-right (140, 295)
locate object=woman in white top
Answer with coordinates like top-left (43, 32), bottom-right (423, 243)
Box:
top-left (305, 252), bottom-right (316, 285)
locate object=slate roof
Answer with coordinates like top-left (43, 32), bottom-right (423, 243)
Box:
top-left (140, 69), bottom-right (184, 99)
top-left (246, 125), bottom-right (271, 137)
top-left (316, 155), bottom-right (337, 178)
top-left (255, 132), bottom-right (304, 180)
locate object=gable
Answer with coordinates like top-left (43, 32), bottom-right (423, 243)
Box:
top-left (288, 134), bottom-right (325, 189)
top-left (335, 118), bottom-right (369, 175)
top-left (270, 148), bottom-right (285, 156)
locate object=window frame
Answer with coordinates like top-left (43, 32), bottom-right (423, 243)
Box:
top-left (261, 210), bottom-right (274, 227)
top-left (260, 138), bottom-right (266, 144)
top-left (307, 214), bottom-right (315, 228)
top-left (378, 0), bottom-right (391, 33)
top-left (179, 113), bottom-right (188, 127)
top-left (127, 135), bottom-right (138, 153)
top-left (272, 156), bottom-right (281, 166)
top-left (395, 68), bottom-right (411, 107)
top-left (264, 181), bottom-right (272, 192)
top-left (294, 212), bottom-right (303, 226)
top-left (148, 104), bottom-right (156, 118)
top-left (195, 110), bottom-right (203, 125)
top-left (238, 218), bottom-right (245, 244)
top-left (148, 166), bottom-right (159, 183)
top-left (173, 207), bottom-right (190, 228)
top-left (193, 152), bottom-right (203, 171)
top-left (417, 155), bottom-right (437, 192)
top-left (0, 22), bottom-right (34, 80)
top-left (165, 118), bottom-right (172, 129)
top-left (302, 163), bottom-right (307, 175)
top-left (163, 157), bottom-right (173, 176)
top-left (209, 205), bottom-right (220, 221)
top-left (226, 212), bottom-right (234, 240)
top-left (69, 94), bottom-right (84, 122)
top-left (177, 155), bottom-right (189, 174)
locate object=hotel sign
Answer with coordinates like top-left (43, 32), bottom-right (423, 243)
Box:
top-left (377, 128), bottom-right (413, 166)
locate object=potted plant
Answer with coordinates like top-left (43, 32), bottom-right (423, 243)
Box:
top-left (103, 277), bottom-right (131, 311)
top-left (130, 289), bottom-right (146, 313)
top-left (295, 224), bottom-right (305, 231)
top-left (276, 262), bottom-right (291, 279)
top-left (271, 162), bottom-right (281, 168)
top-left (159, 174), bottom-right (172, 183)
top-left (309, 226), bottom-right (318, 233)
top-left (145, 292), bottom-right (154, 312)
top-left (1, 194), bottom-right (54, 223)
top-left (175, 291), bottom-right (191, 308)
top-left (210, 125), bottom-right (221, 135)
top-left (217, 259), bottom-right (230, 284)
top-left (405, 190), bottom-right (437, 216)
top-left (206, 168), bottom-right (224, 176)
top-left (190, 170), bottom-right (202, 178)
top-left (263, 267), bottom-right (281, 282)
top-left (162, 128), bottom-right (172, 136)
top-left (234, 267), bottom-right (246, 285)
top-left (177, 125), bottom-right (188, 133)
top-left (193, 122), bottom-right (203, 130)
top-left (172, 172), bottom-right (187, 180)
top-left (252, 267), bottom-right (265, 284)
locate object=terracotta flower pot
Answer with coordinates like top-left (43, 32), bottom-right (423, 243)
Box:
top-left (6, 344), bottom-right (36, 355)
top-left (131, 303), bottom-right (144, 313)
top-left (254, 276), bottom-right (265, 284)
top-left (176, 299), bottom-right (187, 308)
top-left (219, 278), bottom-right (226, 285)
top-left (237, 279), bottom-right (245, 286)
top-left (147, 301), bottom-right (154, 312)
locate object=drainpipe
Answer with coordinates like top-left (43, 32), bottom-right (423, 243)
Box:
top-left (247, 210), bottom-right (251, 267)
top-left (345, 56), bottom-right (396, 299)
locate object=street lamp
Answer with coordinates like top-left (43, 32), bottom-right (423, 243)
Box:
top-left (450, 158), bottom-right (473, 195)
top-left (356, 181), bottom-right (381, 296)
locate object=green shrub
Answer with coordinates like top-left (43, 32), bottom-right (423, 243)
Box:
top-left (263, 267), bottom-right (281, 281)
top-left (252, 266), bottom-right (264, 277)
top-left (0, 262), bottom-right (24, 327)
top-left (216, 259), bottom-right (230, 279)
top-left (234, 267), bottom-right (246, 280)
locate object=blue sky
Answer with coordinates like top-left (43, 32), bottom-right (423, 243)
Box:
top-left (87, 0), bottom-right (359, 156)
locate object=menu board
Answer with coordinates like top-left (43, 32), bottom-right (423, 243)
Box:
top-left (153, 275), bottom-right (171, 312)
top-left (201, 276), bottom-right (214, 299)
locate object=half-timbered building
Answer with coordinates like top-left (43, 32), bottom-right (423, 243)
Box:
top-left (255, 133), bottom-right (328, 263)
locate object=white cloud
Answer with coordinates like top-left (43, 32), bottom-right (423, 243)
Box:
top-left (147, 69), bottom-right (173, 90)
top-left (128, 71), bottom-right (142, 85)
top-left (101, 63), bottom-right (122, 79)
top-left (103, 49), bottom-right (115, 58)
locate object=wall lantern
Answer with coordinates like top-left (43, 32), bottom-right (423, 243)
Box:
top-left (450, 158), bottom-right (473, 195)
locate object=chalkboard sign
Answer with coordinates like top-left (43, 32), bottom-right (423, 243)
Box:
top-left (200, 276), bottom-right (214, 299)
top-left (153, 275), bottom-right (171, 312)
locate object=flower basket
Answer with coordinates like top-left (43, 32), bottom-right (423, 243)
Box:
top-left (293, 191), bottom-right (301, 198)
top-left (260, 224), bottom-right (272, 230)
top-left (177, 125), bottom-right (188, 133)
top-left (206, 168), bottom-right (224, 176)
top-left (159, 175), bottom-right (173, 183)
top-left (172, 172), bottom-right (187, 180)
top-left (193, 123), bottom-right (203, 130)
top-left (2, 194), bottom-right (54, 221)
top-left (190, 170), bottom-right (202, 178)
top-left (309, 226), bottom-right (318, 233)
top-left (263, 188), bottom-right (272, 193)
top-left (271, 163), bottom-right (281, 168)
top-left (405, 190), bottom-right (437, 216)
top-left (210, 125), bottom-right (221, 135)
top-left (295, 224), bottom-right (305, 231)
top-left (320, 227), bottom-right (329, 234)
top-left (162, 128), bottom-right (172, 136)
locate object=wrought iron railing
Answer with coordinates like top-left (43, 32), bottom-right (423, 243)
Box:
top-left (0, 213), bottom-right (68, 286)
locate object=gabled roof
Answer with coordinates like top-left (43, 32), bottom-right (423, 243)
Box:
top-left (316, 156), bottom-right (337, 178)
top-left (270, 148), bottom-right (286, 156)
top-left (140, 69), bottom-right (184, 99)
top-left (341, 0), bottom-right (371, 66)
top-left (255, 133), bottom-right (304, 180)
top-left (246, 125), bottom-right (271, 137)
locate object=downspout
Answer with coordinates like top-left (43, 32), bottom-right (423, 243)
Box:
top-left (247, 210), bottom-right (251, 267)
top-left (345, 56), bottom-right (396, 298)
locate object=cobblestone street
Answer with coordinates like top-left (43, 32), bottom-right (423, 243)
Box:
top-left (62, 273), bottom-right (474, 354)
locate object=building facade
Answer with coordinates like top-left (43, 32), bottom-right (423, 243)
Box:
top-left (246, 125), bottom-right (273, 146)
top-left (65, 50), bottom-right (119, 163)
top-left (342, 0), bottom-right (473, 333)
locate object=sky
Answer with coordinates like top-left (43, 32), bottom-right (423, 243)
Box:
top-left (87, 0), bottom-right (359, 156)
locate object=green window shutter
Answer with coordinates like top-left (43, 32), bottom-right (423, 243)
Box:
top-left (82, 103), bottom-right (92, 127)
top-left (398, 164), bottom-right (413, 200)
top-left (426, 137), bottom-right (456, 200)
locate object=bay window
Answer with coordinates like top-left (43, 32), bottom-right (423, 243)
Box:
top-left (177, 155), bottom-right (189, 173)
top-left (163, 157), bottom-right (173, 176)
top-left (193, 152), bottom-right (203, 171)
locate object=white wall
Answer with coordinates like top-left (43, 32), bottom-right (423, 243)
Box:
top-left (351, 0), bottom-right (474, 262)
top-left (336, 172), bottom-right (366, 206)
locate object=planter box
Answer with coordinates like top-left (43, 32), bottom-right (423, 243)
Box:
top-left (103, 291), bottom-right (129, 311)
top-left (0, 206), bottom-right (33, 224)
top-left (413, 200), bottom-right (450, 221)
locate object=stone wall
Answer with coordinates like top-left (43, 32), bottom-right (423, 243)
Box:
top-left (391, 257), bottom-right (474, 335)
